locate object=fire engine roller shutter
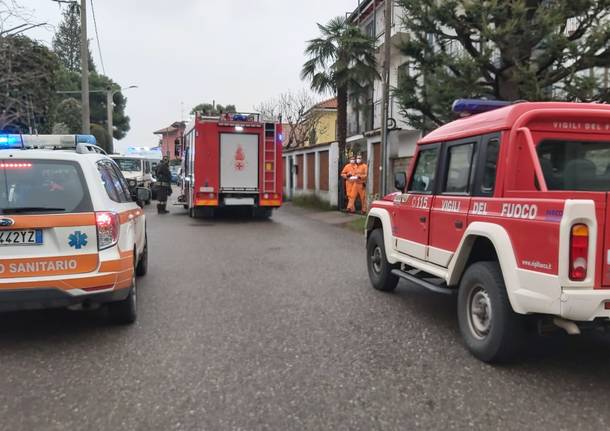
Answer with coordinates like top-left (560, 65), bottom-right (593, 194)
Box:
top-left (219, 133), bottom-right (259, 191)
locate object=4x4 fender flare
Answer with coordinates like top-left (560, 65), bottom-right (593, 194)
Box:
top-left (366, 208), bottom-right (398, 265)
top-left (447, 222), bottom-right (527, 315)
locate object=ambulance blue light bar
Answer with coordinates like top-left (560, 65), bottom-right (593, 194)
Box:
top-left (452, 99), bottom-right (511, 115)
top-left (0, 134), bottom-right (24, 149)
top-left (76, 134), bottom-right (97, 145)
top-left (21, 134), bottom-right (97, 149)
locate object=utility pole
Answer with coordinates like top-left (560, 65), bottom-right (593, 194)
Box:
top-left (106, 86), bottom-right (113, 150)
top-left (80, 0), bottom-right (90, 134)
top-left (379, 0), bottom-right (392, 195)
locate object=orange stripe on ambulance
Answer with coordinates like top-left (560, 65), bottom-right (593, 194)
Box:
top-left (0, 259), bottom-right (78, 274)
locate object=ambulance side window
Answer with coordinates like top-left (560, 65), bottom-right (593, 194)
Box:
top-left (109, 162), bottom-right (133, 202)
top-left (408, 147), bottom-right (439, 194)
top-left (97, 162), bottom-right (121, 202)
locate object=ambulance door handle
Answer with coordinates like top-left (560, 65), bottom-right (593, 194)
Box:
top-left (419, 216), bottom-right (427, 223)
top-left (454, 220), bottom-right (463, 229)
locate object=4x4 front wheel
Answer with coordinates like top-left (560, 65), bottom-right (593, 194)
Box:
top-left (457, 262), bottom-right (525, 363)
top-left (366, 229), bottom-right (399, 292)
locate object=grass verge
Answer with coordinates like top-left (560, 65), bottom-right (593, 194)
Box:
top-left (345, 215), bottom-right (367, 233)
top-left (291, 194), bottom-right (334, 211)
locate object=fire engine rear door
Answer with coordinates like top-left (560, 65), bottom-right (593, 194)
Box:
top-left (219, 133), bottom-right (259, 192)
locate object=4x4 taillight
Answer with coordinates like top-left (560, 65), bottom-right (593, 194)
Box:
top-left (569, 224), bottom-right (589, 281)
top-left (96, 211), bottom-right (120, 250)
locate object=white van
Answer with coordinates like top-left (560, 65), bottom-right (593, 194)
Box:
top-left (110, 155), bottom-right (155, 199)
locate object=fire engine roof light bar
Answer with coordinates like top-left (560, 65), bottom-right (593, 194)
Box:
top-left (452, 99), bottom-right (512, 115)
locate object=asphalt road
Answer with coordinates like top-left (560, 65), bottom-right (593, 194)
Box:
top-left (2, 203), bottom-right (610, 430)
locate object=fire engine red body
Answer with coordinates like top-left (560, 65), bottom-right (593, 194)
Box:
top-left (180, 113), bottom-right (283, 217)
top-left (365, 101), bottom-right (610, 362)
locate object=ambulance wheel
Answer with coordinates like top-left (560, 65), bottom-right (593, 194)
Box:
top-left (107, 269), bottom-right (137, 325)
top-left (366, 228), bottom-right (399, 292)
top-left (136, 236), bottom-right (148, 277)
top-left (457, 262), bottom-right (524, 363)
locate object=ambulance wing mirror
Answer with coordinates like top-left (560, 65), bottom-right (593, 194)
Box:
top-left (394, 172), bottom-right (407, 192)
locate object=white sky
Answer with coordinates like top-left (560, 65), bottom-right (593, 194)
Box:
top-left (25, 0), bottom-right (357, 152)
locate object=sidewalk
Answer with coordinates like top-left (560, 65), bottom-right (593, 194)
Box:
top-left (282, 202), bottom-right (366, 228)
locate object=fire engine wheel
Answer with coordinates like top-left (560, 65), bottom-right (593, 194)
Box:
top-left (366, 229), bottom-right (399, 292)
top-left (457, 262), bottom-right (524, 363)
top-left (107, 263), bottom-right (137, 325)
top-left (190, 207), bottom-right (214, 219)
top-left (254, 208), bottom-right (273, 219)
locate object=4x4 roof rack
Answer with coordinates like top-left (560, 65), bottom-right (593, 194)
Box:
top-left (0, 134), bottom-right (107, 155)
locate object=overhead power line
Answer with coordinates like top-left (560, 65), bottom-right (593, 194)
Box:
top-left (89, 0), bottom-right (105, 75)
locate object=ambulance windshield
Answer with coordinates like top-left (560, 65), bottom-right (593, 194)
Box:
top-left (0, 160), bottom-right (92, 214)
top-left (537, 139), bottom-right (610, 191)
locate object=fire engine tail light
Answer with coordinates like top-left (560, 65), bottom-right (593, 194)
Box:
top-left (96, 211), bottom-right (120, 250)
top-left (196, 192), bottom-right (215, 200)
top-left (569, 224), bottom-right (589, 281)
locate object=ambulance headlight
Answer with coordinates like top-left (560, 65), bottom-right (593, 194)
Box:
top-left (128, 179), bottom-right (137, 188)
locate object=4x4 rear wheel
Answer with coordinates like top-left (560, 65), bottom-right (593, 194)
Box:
top-left (457, 262), bottom-right (524, 363)
top-left (366, 228), bottom-right (399, 292)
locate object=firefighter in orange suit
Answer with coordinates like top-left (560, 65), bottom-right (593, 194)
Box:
top-left (340, 155), bottom-right (357, 209)
top-left (347, 154), bottom-right (368, 214)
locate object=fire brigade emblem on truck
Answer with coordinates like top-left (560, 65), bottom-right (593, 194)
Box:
top-left (234, 145), bottom-right (246, 171)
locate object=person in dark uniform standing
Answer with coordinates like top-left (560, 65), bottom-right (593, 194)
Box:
top-left (155, 157), bottom-right (172, 214)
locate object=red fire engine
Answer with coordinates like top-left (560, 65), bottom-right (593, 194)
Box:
top-left (179, 113), bottom-right (283, 218)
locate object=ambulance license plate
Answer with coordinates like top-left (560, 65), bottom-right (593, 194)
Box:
top-left (0, 229), bottom-right (42, 246)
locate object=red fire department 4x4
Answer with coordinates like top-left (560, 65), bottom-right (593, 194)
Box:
top-left (366, 100), bottom-right (610, 362)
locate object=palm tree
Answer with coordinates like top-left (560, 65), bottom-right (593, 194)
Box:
top-left (301, 16), bottom-right (378, 153)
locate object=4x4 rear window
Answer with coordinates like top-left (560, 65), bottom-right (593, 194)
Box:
top-left (0, 160), bottom-right (92, 214)
top-left (537, 140), bottom-right (610, 191)
top-left (444, 143), bottom-right (474, 194)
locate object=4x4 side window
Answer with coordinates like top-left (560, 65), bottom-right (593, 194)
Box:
top-left (444, 143), bottom-right (475, 194)
top-left (408, 147), bottom-right (439, 193)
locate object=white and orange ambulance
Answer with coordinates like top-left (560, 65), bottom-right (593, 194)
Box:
top-left (0, 134), bottom-right (150, 323)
